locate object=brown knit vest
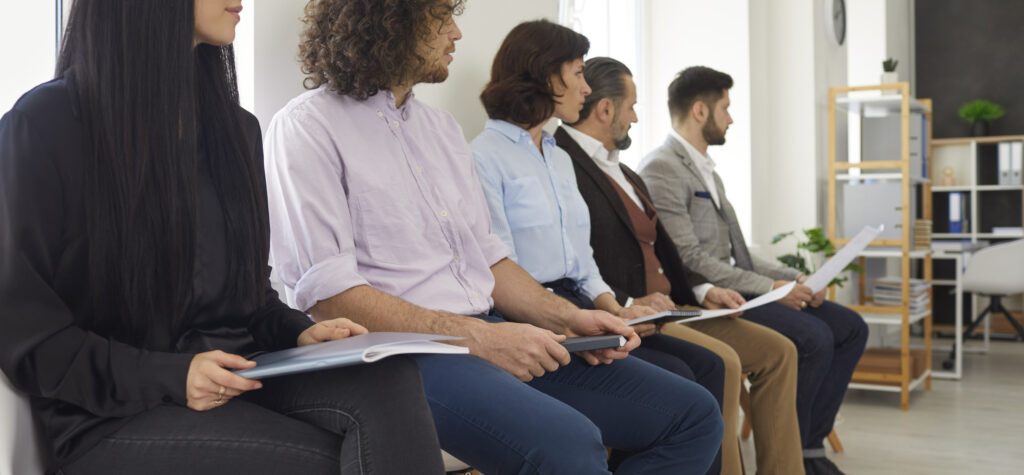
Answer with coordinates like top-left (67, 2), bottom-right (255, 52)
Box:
top-left (605, 174), bottom-right (672, 296)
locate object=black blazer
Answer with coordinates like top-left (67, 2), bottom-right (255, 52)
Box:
top-left (555, 127), bottom-right (709, 307)
top-left (0, 73), bottom-right (314, 464)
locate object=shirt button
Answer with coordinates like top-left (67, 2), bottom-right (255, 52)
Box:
top-left (649, 241), bottom-right (656, 245)
top-left (440, 210), bottom-right (448, 217)
top-left (415, 167), bottom-right (423, 174)
top-left (392, 120), bottom-right (400, 128)
top-left (376, 111), bottom-right (383, 117)
top-left (454, 256), bottom-right (461, 263)
top-left (472, 292), bottom-right (479, 298)
top-left (658, 267), bottom-right (665, 274)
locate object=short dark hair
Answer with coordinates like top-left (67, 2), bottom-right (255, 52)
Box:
top-left (566, 57), bottom-right (632, 126)
top-left (299, 0), bottom-right (465, 99)
top-left (667, 66), bottom-right (733, 120)
top-left (480, 20), bottom-right (590, 129)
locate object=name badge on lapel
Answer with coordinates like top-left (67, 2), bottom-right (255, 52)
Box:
top-left (694, 191), bottom-right (712, 199)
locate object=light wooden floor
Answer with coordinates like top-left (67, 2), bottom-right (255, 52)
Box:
top-left (740, 339), bottom-right (1024, 474)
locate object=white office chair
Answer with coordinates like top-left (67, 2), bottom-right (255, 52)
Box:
top-left (959, 239), bottom-right (1024, 340)
top-left (0, 373), bottom-right (48, 475)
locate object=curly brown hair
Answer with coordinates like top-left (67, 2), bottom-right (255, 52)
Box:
top-left (300, 0), bottom-right (465, 99)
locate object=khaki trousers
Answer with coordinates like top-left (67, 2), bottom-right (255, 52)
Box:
top-left (662, 318), bottom-right (804, 475)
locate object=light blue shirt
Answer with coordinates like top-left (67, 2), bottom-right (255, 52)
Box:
top-left (471, 119), bottom-right (613, 301)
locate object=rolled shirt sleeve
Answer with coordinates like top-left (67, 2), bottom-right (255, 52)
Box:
top-left (264, 107), bottom-right (370, 312)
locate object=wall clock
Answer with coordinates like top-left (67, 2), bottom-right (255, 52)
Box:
top-left (825, 0), bottom-right (846, 46)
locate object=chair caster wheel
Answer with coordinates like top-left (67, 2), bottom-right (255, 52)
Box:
top-left (942, 360), bottom-right (954, 370)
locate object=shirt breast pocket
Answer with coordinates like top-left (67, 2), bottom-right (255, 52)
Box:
top-left (503, 176), bottom-right (553, 231)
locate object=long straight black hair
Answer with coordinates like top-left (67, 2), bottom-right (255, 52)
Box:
top-left (56, 0), bottom-right (268, 347)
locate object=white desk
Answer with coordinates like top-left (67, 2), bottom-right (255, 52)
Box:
top-left (930, 250), bottom-right (989, 380)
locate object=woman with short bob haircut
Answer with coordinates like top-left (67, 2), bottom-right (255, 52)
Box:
top-left (471, 19), bottom-right (724, 475)
top-left (0, 1), bottom-right (442, 473)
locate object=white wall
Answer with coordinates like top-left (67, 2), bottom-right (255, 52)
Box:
top-left (414, 0), bottom-right (559, 140)
top-left (229, 0), bottom-right (309, 132)
top-left (748, 0), bottom-right (847, 257)
top-left (641, 0), bottom-right (753, 241)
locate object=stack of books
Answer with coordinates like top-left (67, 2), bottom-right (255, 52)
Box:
top-left (872, 277), bottom-right (930, 313)
top-left (914, 219), bottom-right (932, 250)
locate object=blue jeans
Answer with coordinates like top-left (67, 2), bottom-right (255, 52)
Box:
top-left (416, 314), bottom-right (723, 475)
top-left (543, 278), bottom-right (725, 474)
top-left (742, 301), bottom-right (868, 450)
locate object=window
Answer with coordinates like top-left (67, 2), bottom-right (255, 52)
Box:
top-left (0, 1), bottom-right (61, 113)
top-left (560, 0), bottom-right (753, 240)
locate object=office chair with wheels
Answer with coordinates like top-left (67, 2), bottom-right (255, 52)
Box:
top-left (945, 239), bottom-right (1024, 365)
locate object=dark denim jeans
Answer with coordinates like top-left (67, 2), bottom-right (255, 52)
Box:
top-left (417, 310), bottom-right (724, 475)
top-left (742, 301), bottom-right (868, 450)
top-left (543, 278), bottom-right (725, 475)
top-left (59, 357), bottom-right (443, 475)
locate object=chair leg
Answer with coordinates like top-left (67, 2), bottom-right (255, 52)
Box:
top-left (995, 300), bottom-right (1024, 340)
top-left (827, 429), bottom-right (844, 453)
top-left (739, 375), bottom-right (753, 440)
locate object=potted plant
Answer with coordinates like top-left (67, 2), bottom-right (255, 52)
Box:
top-left (880, 58), bottom-right (898, 94)
top-left (958, 99), bottom-right (1005, 136)
top-left (771, 227), bottom-right (863, 288)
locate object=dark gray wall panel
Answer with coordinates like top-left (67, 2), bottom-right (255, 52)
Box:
top-left (916, 1), bottom-right (1024, 138)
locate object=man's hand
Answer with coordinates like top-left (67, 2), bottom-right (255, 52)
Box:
top-left (701, 287), bottom-right (746, 318)
top-left (775, 280), bottom-right (814, 311)
top-left (796, 275), bottom-right (828, 307)
top-left (565, 309), bottom-right (641, 365)
top-left (297, 318), bottom-right (369, 347)
top-left (465, 322), bottom-right (570, 382)
top-left (617, 304), bottom-right (658, 337)
top-left (633, 292), bottom-right (676, 312)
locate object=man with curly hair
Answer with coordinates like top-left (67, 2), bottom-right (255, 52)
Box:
top-left (263, 1), bottom-right (724, 473)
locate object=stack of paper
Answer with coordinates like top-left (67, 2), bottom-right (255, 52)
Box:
top-left (872, 277), bottom-right (930, 312)
top-left (914, 219), bottom-right (932, 250)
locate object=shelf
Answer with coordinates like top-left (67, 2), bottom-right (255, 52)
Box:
top-left (932, 233), bottom-right (971, 239)
top-left (849, 370), bottom-right (931, 393)
top-left (976, 185), bottom-right (1023, 191)
top-left (931, 185), bottom-right (971, 192)
top-left (976, 233), bottom-right (1024, 239)
top-left (933, 135), bottom-right (1024, 146)
top-left (837, 173), bottom-right (930, 184)
top-left (858, 247), bottom-right (932, 258)
top-left (856, 309), bottom-right (932, 326)
top-left (932, 279), bottom-right (957, 286)
top-left (836, 95), bottom-right (932, 115)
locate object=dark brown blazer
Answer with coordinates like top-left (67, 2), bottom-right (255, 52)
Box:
top-left (554, 126), bottom-right (709, 307)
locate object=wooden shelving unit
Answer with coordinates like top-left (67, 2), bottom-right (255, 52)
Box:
top-left (827, 83), bottom-right (933, 411)
top-left (930, 135), bottom-right (1024, 336)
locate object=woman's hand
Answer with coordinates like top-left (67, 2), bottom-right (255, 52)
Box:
top-left (297, 318), bottom-right (368, 347)
top-left (186, 350), bottom-right (262, 411)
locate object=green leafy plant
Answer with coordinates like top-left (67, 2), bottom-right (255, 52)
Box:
top-left (882, 58), bottom-right (898, 72)
top-left (958, 100), bottom-right (1005, 124)
top-left (770, 227), bottom-right (864, 288)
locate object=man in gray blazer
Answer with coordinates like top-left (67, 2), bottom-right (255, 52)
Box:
top-left (638, 66), bottom-right (867, 475)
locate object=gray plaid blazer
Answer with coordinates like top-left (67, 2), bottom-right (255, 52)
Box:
top-left (637, 136), bottom-right (800, 296)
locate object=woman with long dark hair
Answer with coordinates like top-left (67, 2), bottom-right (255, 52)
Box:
top-left (0, 1), bottom-right (443, 473)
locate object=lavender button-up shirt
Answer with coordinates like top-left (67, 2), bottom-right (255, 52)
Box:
top-left (264, 87), bottom-right (509, 315)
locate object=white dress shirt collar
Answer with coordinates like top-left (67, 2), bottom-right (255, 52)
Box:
top-left (670, 129), bottom-right (721, 209)
top-left (563, 126), bottom-right (641, 209)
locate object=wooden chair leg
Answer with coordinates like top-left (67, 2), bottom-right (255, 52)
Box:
top-left (827, 429), bottom-right (844, 453)
top-left (739, 375), bottom-right (753, 440)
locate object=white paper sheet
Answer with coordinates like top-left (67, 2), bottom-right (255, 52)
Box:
top-left (802, 225), bottom-right (883, 293)
top-left (674, 281), bottom-right (797, 323)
